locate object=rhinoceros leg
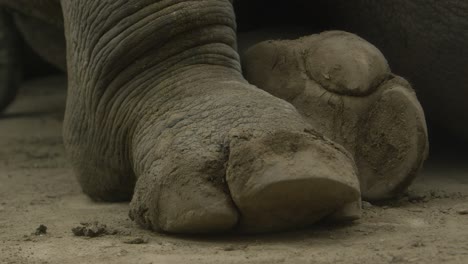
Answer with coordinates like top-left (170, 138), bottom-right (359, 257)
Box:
top-left (59, 0), bottom-right (361, 234)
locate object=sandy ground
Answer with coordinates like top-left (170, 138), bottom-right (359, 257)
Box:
top-left (1, 76), bottom-right (468, 264)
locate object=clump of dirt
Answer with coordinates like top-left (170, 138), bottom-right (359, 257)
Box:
top-left (34, 224), bottom-right (47, 236)
top-left (72, 222), bottom-right (118, 238)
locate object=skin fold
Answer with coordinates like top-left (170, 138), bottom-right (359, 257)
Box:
top-left (0, 0), bottom-right (463, 234)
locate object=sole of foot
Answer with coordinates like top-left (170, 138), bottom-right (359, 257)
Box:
top-left (242, 31), bottom-right (429, 201)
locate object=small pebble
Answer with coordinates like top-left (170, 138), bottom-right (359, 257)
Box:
top-left (457, 208), bottom-right (468, 215)
top-left (34, 225), bottom-right (47, 236)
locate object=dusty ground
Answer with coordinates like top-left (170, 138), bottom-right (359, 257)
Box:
top-left (1, 76), bottom-right (468, 264)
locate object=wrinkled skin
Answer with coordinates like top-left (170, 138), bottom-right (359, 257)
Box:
top-left (0, 0), bottom-right (463, 234)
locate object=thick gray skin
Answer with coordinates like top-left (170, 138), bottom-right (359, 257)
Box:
top-left (0, 0), bottom-right (463, 233)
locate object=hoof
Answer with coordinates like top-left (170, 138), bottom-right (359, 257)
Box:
top-left (226, 131), bottom-right (361, 233)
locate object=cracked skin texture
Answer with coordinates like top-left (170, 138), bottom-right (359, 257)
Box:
top-left (0, 0), bottom-right (438, 234)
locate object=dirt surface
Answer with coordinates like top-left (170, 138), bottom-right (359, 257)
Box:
top-left (1, 76), bottom-right (468, 264)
